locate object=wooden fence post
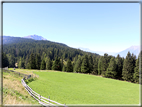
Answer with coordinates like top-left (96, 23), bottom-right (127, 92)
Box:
top-left (39, 95), bottom-right (41, 101)
top-left (49, 96), bottom-right (50, 104)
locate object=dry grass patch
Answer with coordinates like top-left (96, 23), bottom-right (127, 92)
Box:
top-left (3, 72), bottom-right (39, 105)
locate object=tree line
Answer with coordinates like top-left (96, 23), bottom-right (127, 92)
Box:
top-left (2, 37), bottom-right (141, 84)
top-left (3, 50), bottom-right (141, 84)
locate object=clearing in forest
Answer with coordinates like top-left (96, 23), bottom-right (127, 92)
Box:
top-left (27, 70), bottom-right (140, 104)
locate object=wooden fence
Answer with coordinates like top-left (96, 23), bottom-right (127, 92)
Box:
top-left (3, 69), bottom-right (29, 78)
top-left (3, 68), bottom-right (67, 107)
top-left (21, 78), bottom-right (66, 107)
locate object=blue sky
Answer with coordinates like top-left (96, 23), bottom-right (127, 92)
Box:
top-left (3, 3), bottom-right (140, 55)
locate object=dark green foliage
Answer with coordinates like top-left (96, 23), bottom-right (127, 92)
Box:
top-left (3, 36), bottom-right (99, 63)
top-left (6, 54), bottom-right (15, 67)
top-left (115, 54), bottom-right (123, 79)
top-left (133, 57), bottom-right (139, 83)
top-left (40, 59), bottom-right (46, 70)
top-left (133, 51), bottom-right (142, 84)
top-left (88, 55), bottom-right (93, 72)
top-left (105, 57), bottom-right (117, 78)
top-left (2, 36), bottom-right (141, 83)
top-left (29, 53), bottom-right (36, 69)
top-left (101, 53), bottom-right (111, 76)
top-left (35, 54), bottom-right (41, 70)
top-left (52, 57), bottom-right (62, 71)
top-left (66, 59), bottom-right (73, 72)
top-left (62, 65), bottom-right (67, 72)
top-left (98, 56), bottom-right (103, 75)
top-left (2, 52), bottom-right (9, 67)
top-left (81, 55), bottom-right (89, 73)
top-left (46, 58), bottom-right (52, 70)
top-left (74, 56), bottom-right (82, 73)
top-left (18, 57), bottom-right (25, 69)
top-left (122, 52), bottom-right (135, 81)
top-left (25, 55), bottom-right (30, 69)
top-left (92, 56), bottom-right (98, 75)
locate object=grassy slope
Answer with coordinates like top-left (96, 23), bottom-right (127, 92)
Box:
top-left (3, 69), bottom-right (39, 105)
top-left (28, 70), bottom-right (140, 104)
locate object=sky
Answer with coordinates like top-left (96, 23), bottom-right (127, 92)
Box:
top-left (3, 2), bottom-right (140, 55)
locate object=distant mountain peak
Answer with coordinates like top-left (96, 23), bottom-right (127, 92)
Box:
top-left (114, 45), bottom-right (140, 58)
top-left (23, 34), bottom-right (47, 40)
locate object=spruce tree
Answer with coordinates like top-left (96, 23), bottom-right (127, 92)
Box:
top-left (101, 53), bottom-right (110, 76)
top-left (18, 57), bottom-right (22, 69)
top-left (46, 58), bottom-right (52, 70)
top-left (40, 59), bottom-right (46, 70)
top-left (74, 57), bottom-right (82, 73)
top-left (62, 64), bottom-right (67, 72)
top-left (133, 57), bottom-right (139, 83)
top-left (105, 57), bottom-right (117, 78)
top-left (29, 53), bottom-right (36, 69)
top-left (2, 52), bottom-right (9, 68)
top-left (25, 55), bottom-right (30, 69)
top-left (98, 56), bottom-right (102, 75)
top-left (35, 54), bottom-right (41, 70)
top-left (122, 52), bottom-right (135, 81)
top-left (115, 54), bottom-right (123, 79)
top-left (52, 57), bottom-right (61, 71)
top-left (92, 57), bottom-right (98, 75)
top-left (81, 55), bottom-right (89, 73)
top-left (66, 59), bottom-right (73, 72)
top-left (88, 55), bottom-right (93, 73)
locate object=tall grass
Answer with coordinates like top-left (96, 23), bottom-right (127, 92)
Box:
top-left (3, 71), bottom-right (39, 105)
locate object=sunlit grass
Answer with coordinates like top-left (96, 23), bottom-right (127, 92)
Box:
top-left (3, 71), bottom-right (39, 105)
top-left (28, 71), bottom-right (140, 104)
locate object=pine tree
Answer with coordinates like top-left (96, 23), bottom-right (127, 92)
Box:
top-left (122, 52), bottom-right (135, 81)
top-left (25, 55), bottom-right (30, 69)
top-left (66, 59), bottom-right (73, 72)
top-left (29, 53), bottom-right (36, 69)
top-left (88, 55), bottom-right (93, 73)
top-left (40, 59), bottom-right (46, 70)
top-left (92, 57), bottom-right (98, 75)
top-left (81, 55), bottom-right (89, 73)
top-left (7, 54), bottom-right (15, 67)
top-left (133, 57), bottom-right (139, 83)
top-left (35, 54), bottom-right (41, 70)
top-left (18, 57), bottom-right (22, 69)
top-left (115, 54), bottom-right (123, 79)
top-left (74, 56), bottom-right (82, 73)
top-left (62, 64), bottom-right (67, 72)
top-left (2, 52), bottom-right (9, 68)
top-left (46, 58), bottom-right (52, 70)
top-left (98, 56), bottom-right (103, 75)
top-left (101, 53), bottom-right (110, 76)
top-left (105, 57), bottom-right (117, 78)
top-left (52, 57), bottom-right (61, 71)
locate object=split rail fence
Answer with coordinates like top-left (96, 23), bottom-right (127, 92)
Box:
top-left (3, 68), bottom-right (67, 107)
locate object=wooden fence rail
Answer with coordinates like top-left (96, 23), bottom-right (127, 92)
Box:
top-left (21, 75), bottom-right (67, 107)
top-left (3, 68), bottom-right (67, 107)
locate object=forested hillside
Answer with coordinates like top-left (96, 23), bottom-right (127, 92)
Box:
top-left (2, 36), bottom-right (99, 68)
top-left (2, 36), bottom-right (141, 84)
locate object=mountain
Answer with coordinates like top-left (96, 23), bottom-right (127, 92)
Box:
top-left (2, 35), bottom-right (68, 47)
top-left (3, 36), bottom-right (34, 44)
top-left (23, 34), bottom-right (47, 40)
top-left (78, 47), bottom-right (116, 56)
top-left (114, 46), bottom-right (140, 58)
top-left (3, 36), bottom-right (99, 61)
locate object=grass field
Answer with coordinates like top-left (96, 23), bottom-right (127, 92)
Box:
top-left (3, 70), bottom-right (39, 104)
top-left (26, 70), bottom-right (140, 105)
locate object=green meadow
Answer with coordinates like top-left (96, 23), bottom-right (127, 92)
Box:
top-left (28, 70), bottom-right (140, 104)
